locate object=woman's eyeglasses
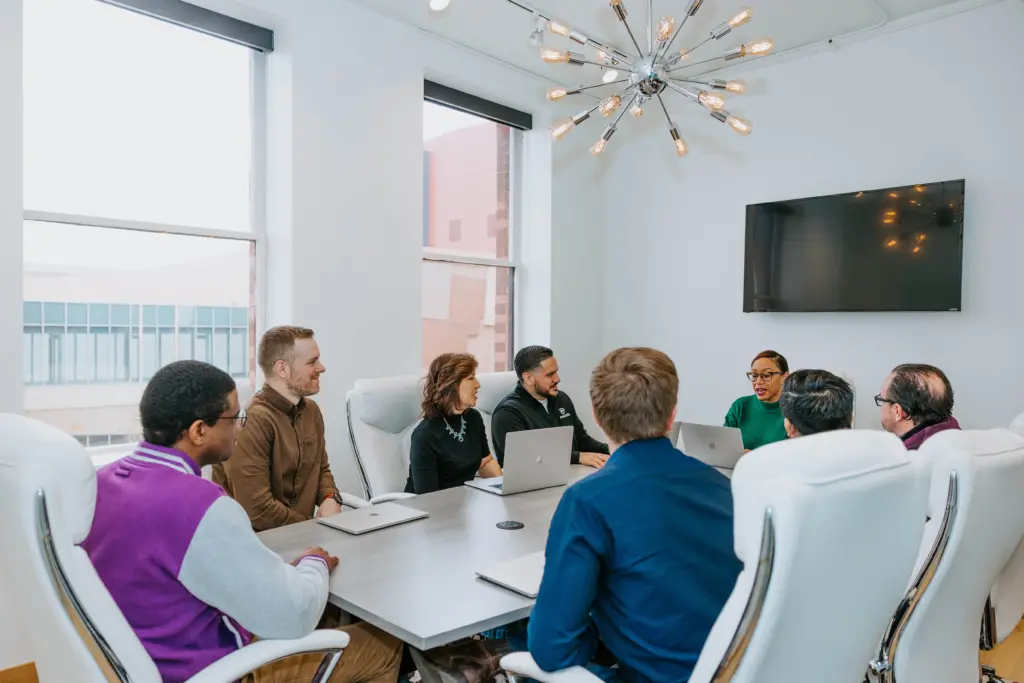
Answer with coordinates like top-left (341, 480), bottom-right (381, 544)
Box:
top-left (746, 371), bottom-right (783, 382)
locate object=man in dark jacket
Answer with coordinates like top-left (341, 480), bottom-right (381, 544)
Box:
top-left (876, 363), bottom-right (961, 450)
top-left (491, 346), bottom-right (610, 469)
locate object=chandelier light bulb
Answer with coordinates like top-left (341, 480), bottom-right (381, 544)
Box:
top-left (602, 69), bottom-right (619, 84)
top-left (699, 92), bottom-right (726, 111)
top-left (599, 95), bottom-right (622, 117)
top-left (428, 0), bottom-right (450, 11)
top-left (745, 38), bottom-right (774, 56)
top-left (540, 48), bottom-right (571, 64)
top-left (547, 87), bottom-right (569, 101)
top-left (631, 103), bottom-right (644, 117)
top-left (726, 115), bottom-right (753, 135)
top-left (548, 20), bottom-right (571, 37)
top-left (726, 79), bottom-right (747, 93)
top-left (728, 7), bottom-right (753, 28)
top-left (550, 118), bottom-right (576, 140)
top-left (657, 16), bottom-right (676, 42)
top-left (669, 125), bottom-right (689, 157)
top-left (590, 138), bottom-right (609, 156)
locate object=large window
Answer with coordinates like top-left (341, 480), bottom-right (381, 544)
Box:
top-left (422, 98), bottom-right (518, 372)
top-left (23, 0), bottom-right (266, 444)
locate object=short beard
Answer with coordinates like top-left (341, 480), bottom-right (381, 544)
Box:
top-left (535, 385), bottom-right (557, 400)
top-left (287, 377), bottom-right (319, 397)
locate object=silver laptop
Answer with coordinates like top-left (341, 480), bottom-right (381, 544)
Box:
top-left (316, 502), bottom-right (428, 535)
top-left (465, 426), bottom-right (572, 496)
top-left (476, 551), bottom-right (545, 598)
top-left (678, 422), bottom-right (745, 474)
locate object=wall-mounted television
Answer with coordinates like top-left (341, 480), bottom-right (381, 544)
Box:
top-left (743, 179), bottom-right (965, 313)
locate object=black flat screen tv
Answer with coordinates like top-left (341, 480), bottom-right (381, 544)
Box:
top-left (743, 179), bottom-right (965, 312)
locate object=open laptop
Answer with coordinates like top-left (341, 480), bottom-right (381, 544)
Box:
top-left (677, 423), bottom-right (745, 476)
top-left (465, 426), bottom-right (572, 496)
top-left (316, 502), bottom-right (428, 535)
top-left (476, 551), bottom-right (545, 599)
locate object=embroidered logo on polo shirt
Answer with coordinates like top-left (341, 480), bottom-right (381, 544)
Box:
top-left (559, 408), bottom-right (571, 419)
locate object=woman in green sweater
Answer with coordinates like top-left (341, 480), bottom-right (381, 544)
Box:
top-left (725, 350), bottom-right (790, 451)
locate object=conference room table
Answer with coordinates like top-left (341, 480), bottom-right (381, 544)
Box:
top-left (258, 465), bottom-right (594, 651)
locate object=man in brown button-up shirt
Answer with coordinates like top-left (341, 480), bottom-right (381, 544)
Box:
top-left (213, 326), bottom-right (343, 530)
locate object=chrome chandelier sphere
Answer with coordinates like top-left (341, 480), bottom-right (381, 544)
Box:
top-left (533, 0), bottom-right (774, 157)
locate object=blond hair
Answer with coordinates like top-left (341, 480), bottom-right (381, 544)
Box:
top-left (258, 326), bottom-right (315, 375)
top-left (590, 348), bottom-right (678, 444)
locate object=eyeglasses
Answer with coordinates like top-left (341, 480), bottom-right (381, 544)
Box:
top-left (746, 371), bottom-right (783, 382)
top-left (873, 395), bottom-right (897, 408)
top-left (206, 409), bottom-right (247, 427)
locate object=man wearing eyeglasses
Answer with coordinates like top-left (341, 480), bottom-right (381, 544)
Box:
top-left (81, 360), bottom-right (403, 683)
top-left (875, 364), bottom-right (960, 450)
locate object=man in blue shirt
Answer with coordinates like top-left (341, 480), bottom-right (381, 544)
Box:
top-left (528, 348), bottom-right (742, 683)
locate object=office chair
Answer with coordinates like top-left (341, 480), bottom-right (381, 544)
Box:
top-left (871, 429), bottom-right (1024, 683)
top-left (503, 429), bottom-right (929, 683)
top-left (0, 413), bottom-right (348, 683)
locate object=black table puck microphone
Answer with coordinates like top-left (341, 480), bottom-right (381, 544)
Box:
top-left (497, 521), bottom-right (524, 530)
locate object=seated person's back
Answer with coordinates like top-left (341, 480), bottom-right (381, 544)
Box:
top-left (529, 348), bottom-right (741, 683)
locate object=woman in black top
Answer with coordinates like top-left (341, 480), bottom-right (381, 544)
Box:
top-left (405, 353), bottom-right (503, 494)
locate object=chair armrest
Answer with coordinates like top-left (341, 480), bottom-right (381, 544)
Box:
top-left (500, 653), bottom-right (603, 683)
top-left (369, 492), bottom-right (417, 504)
top-left (184, 630), bottom-right (350, 683)
top-left (338, 493), bottom-right (372, 509)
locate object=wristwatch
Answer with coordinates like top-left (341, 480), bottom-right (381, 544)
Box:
top-left (332, 492), bottom-right (344, 507)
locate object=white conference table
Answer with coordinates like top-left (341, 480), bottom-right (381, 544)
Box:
top-left (258, 465), bottom-right (593, 650)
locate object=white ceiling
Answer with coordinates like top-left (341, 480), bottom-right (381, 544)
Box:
top-left (351, 0), bottom-right (968, 86)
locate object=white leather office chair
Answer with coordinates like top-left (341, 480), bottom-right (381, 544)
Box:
top-left (346, 372), bottom-right (518, 501)
top-left (346, 375), bottom-right (423, 503)
top-left (502, 430), bottom-right (929, 683)
top-left (1009, 412), bottom-right (1024, 437)
top-left (872, 429), bottom-right (1024, 683)
top-left (0, 413), bottom-right (348, 683)
top-left (474, 371), bottom-right (517, 454)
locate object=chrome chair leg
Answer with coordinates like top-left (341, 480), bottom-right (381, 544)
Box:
top-left (981, 663), bottom-right (1010, 683)
top-left (312, 650), bottom-right (343, 683)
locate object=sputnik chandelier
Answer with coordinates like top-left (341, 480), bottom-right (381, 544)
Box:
top-left (530, 0), bottom-right (774, 156)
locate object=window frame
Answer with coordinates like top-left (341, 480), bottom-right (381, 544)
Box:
top-left (21, 25), bottom-right (269, 461)
top-left (421, 87), bottom-right (527, 372)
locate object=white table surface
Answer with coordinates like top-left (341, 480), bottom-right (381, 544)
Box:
top-left (258, 465), bottom-right (593, 650)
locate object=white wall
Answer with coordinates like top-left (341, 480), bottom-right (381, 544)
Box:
top-left (602, 0), bottom-right (1024, 431)
top-left (0, 0), bottom-right (28, 670)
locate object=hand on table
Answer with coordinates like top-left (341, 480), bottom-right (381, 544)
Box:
top-left (316, 496), bottom-right (343, 519)
top-left (294, 546), bottom-right (339, 572)
top-left (580, 452), bottom-right (609, 469)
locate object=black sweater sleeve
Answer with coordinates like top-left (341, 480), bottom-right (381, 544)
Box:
top-left (568, 397), bottom-right (609, 458)
top-left (408, 428), bottom-right (441, 495)
top-left (490, 406), bottom-right (526, 469)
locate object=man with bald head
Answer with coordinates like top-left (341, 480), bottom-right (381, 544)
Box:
top-left (876, 364), bottom-right (960, 450)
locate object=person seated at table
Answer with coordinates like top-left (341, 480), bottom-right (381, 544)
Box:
top-left (528, 347), bottom-right (742, 683)
top-left (877, 363), bottom-right (960, 450)
top-left (779, 369), bottom-right (854, 438)
top-left (491, 345), bottom-right (610, 469)
top-left (405, 353), bottom-right (503, 494)
top-left (725, 349), bottom-right (790, 451)
top-left (82, 360), bottom-right (402, 683)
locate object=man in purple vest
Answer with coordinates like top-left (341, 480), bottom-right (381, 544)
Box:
top-left (82, 360), bottom-right (402, 683)
top-left (876, 363), bottom-right (961, 450)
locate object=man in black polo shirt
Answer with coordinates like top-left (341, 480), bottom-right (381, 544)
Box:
top-left (491, 345), bottom-right (610, 469)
